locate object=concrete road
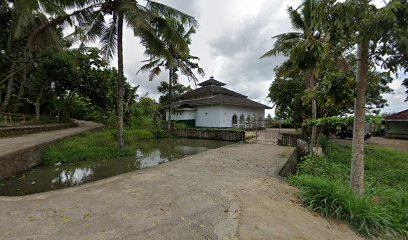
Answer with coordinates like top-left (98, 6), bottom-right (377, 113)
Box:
top-left (0, 120), bottom-right (103, 156)
top-left (0, 143), bottom-right (361, 240)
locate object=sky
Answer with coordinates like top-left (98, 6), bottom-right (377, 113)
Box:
top-left (114, 0), bottom-right (407, 117)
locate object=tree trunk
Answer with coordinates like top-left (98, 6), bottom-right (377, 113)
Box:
top-left (1, 76), bottom-right (14, 112)
top-left (116, 14), bottom-right (125, 148)
top-left (167, 68), bottom-right (173, 131)
top-left (35, 101), bottom-right (40, 121)
top-left (1, 59), bottom-right (16, 112)
top-left (308, 70), bottom-right (317, 149)
top-left (351, 39), bottom-right (369, 196)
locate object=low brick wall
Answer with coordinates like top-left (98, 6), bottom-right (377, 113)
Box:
top-left (173, 129), bottom-right (245, 141)
top-left (0, 123), bottom-right (77, 137)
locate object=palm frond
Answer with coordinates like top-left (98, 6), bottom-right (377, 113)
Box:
top-left (261, 32), bottom-right (302, 58)
top-left (137, 58), bottom-right (162, 74)
top-left (288, 6), bottom-right (306, 31)
top-left (146, 0), bottom-right (198, 27)
top-left (100, 17), bottom-right (117, 61)
top-left (148, 66), bottom-right (162, 81)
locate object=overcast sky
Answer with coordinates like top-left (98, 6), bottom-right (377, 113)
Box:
top-left (114, 0), bottom-right (407, 117)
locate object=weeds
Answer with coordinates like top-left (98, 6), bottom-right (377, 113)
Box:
top-left (291, 143), bottom-right (408, 238)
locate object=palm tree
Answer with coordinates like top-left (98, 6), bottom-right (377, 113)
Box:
top-left (1, 1), bottom-right (64, 113)
top-left (138, 16), bottom-right (204, 130)
top-left (26, 0), bottom-right (197, 147)
top-left (261, 0), bottom-right (323, 147)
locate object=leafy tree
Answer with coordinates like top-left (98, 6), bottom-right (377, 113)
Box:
top-left (129, 96), bottom-right (160, 129)
top-left (0, 1), bottom-right (63, 113)
top-left (157, 81), bottom-right (192, 109)
top-left (60, 0), bottom-right (198, 146)
top-left (316, 0), bottom-right (408, 195)
top-left (262, 0), bottom-right (324, 146)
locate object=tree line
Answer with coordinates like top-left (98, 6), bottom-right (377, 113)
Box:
top-left (0, 0), bottom-right (202, 147)
top-left (262, 0), bottom-right (408, 195)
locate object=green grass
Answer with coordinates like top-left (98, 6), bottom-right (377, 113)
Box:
top-left (290, 143), bottom-right (408, 238)
top-left (43, 128), bottom-right (169, 165)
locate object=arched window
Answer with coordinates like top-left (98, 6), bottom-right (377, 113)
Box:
top-left (232, 114), bottom-right (238, 124)
top-left (246, 115), bottom-right (251, 123)
top-left (239, 114), bottom-right (245, 124)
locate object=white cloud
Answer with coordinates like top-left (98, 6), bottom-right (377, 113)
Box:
top-left (113, 0), bottom-right (406, 117)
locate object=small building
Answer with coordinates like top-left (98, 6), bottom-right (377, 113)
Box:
top-left (383, 109), bottom-right (408, 139)
top-left (166, 76), bottom-right (271, 128)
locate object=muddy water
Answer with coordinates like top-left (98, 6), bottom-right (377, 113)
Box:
top-left (0, 138), bottom-right (232, 196)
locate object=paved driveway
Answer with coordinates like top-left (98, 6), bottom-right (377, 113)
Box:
top-left (0, 143), bottom-right (360, 240)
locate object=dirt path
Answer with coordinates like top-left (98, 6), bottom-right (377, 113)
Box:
top-left (367, 136), bottom-right (408, 152)
top-left (0, 120), bottom-right (103, 156)
top-left (0, 143), bottom-right (361, 240)
top-left (334, 136), bottom-right (408, 153)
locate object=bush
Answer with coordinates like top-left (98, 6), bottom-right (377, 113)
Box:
top-left (43, 130), bottom-right (134, 165)
top-left (289, 175), bottom-right (395, 238)
top-left (290, 143), bottom-right (408, 238)
top-left (174, 122), bottom-right (188, 129)
top-left (298, 155), bottom-right (348, 183)
top-left (124, 129), bottom-right (155, 144)
top-left (43, 128), bottom-right (171, 165)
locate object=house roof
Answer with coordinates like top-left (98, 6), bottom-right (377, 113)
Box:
top-left (182, 85), bottom-right (246, 100)
top-left (173, 77), bottom-right (271, 109)
top-left (197, 76), bottom-right (226, 87)
top-left (384, 109), bottom-right (408, 121)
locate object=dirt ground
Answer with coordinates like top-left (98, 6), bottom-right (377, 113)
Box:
top-left (0, 143), bottom-right (361, 240)
top-left (367, 136), bottom-right (408, 152)
top-left (334, 136), bottom-right (408, 152)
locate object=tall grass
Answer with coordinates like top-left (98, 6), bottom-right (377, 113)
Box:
top-left (290, 143), bottom-right (408, 238)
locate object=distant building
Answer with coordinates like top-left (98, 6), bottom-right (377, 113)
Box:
top-left (166, 76), bottom-right (271, 128)
top-left (383, 109), bottom-right (408, 139)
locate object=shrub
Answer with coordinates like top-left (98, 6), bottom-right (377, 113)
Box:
top-left (297, 155), bottom-right (348, 183)
top-left (124, 129), bottom-right (155, 144)
top-left (43, 130), bottom-right (134, 164)
top-left (289, 175), bottom-right (394, 237)
top-left (174, 122), bottom-right (188, 129)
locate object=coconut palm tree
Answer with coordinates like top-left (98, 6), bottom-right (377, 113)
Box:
top-left (137, 16), bottom-right (204, 130)
top-left (261, 0), bottom-right (323, 147)
top-left (26, 0), bottom-right (197, 147)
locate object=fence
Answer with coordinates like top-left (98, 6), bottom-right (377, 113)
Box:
top-left (277, 132), bottom-right (301, 147)
top-left (231, 119), bottom-right (265, 129)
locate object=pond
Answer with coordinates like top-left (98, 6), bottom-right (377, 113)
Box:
top-left (0, 138), bottom-right (232, 196)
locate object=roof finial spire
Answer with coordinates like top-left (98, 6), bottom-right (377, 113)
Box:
top-left (210, 75), bottom-right (214, 79)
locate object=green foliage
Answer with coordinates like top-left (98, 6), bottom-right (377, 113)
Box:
top-left (298, 155), bottom-right (348, 182)
top-left (326, 144), bottom-right (408, 189)
top-left (174, 122), bottom-right (188, 129)
top-left (124, 129), bottom-right (155, 144)
top-left (128, 96), bottom-right (160, 129)
top-left (43, 130), bottom-right (134, 165)
top-left (289, 175), bottom-right (395, 237)
top-left (304, 115), bottom-right (384, 133)
top-left (291, 143), bottom-right (408, 237)
top-left (43, 127), bottom-right (170, 165)
top-left (157, 81), bottom-right (192, 106)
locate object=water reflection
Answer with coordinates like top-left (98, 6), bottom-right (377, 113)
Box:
top-left (0, 138), bottom-right (232, 196)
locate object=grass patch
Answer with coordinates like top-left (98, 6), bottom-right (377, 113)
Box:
top-left (43, 128), bottom-right (169, 165)
top-left (290, 143), bottom-right (408, 238)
